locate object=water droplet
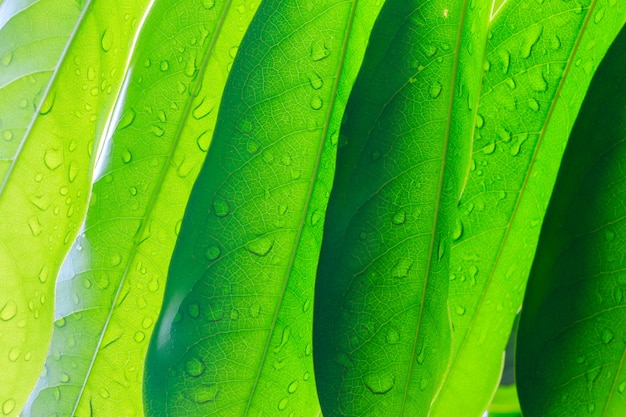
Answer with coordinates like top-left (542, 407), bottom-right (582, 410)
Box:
top-left (483, 141), bottom-right (496, 155)
top-left (456, 305), bottom-right (466, 315)
top-left (310, 95), bottom-right (323, 110)
top-left (99, 388), bottom-right (110, 399)
top-left (452, 219), bottom-right (463, 241)
top-left (1, 52), bottom-right (13, 66)
top-left (150, 125), bottom-right (164, 137)
top-left (122, 149), bottom-right (132, 164)
top-left (193, 97), bottom-right (215, 119)
top-left (288, 380), bottom-right (299, 394)
top-left (392, 259), bottom-right (414, 279)
top-left (531, 71), bottom-right (548, 92)
top-left (202, 0), bottom-right (215, 9)
top-left (476, 114), bottom-right (484, 129)
top-left (133, 331), bottom-right (145, 343)
top-left (307, 71), bottom-right (323, 90)
top-left (118, 109), bottom-right (136, 129)
top-left (28, 216), bottom-right (42, 236)
top-left (429, 81), bottom-right (442, 98)
top-left (2, 130), bottom-right (13, 142)
top-left (310, 210), bottom-right (322, 226)
top-left (192, 384), bottom-right (218, 403)
top-left (520, 24), bottom-right (543, 58)
top-left (212, 197), bottom-right (231, 217)
top-left (100, 30), bottom-right (112, 52)
top-left (588, 403), bottom-right (596, 413)
top-left (60, 373), bottom-right (70, 383)
top-left (8, 346), bottom-right (20, 362)
top-left (2, 399), bottom-right (15, 415)
top-left (310, 40), bottom-right (330, 61)
top-left (498, 50), bottom-right (510, 74)
top-left (188, 303), bottom-right (200, 318)
top-left (392, 209), bottom-right (406, 225)
top-left (386, 328), bottom-right (400, 344)
top-left (278, 397), bottom-right (289, 411)
top-left (44, 149), bottom-right (62, 170)
top-left (196, 130), bottom-right (212, 152)
top-left (601, 329), bottom-right (614, 344)
top-left (186, 357), bottom-right (206, 377)
top-left (205, 245), bottom-right (221, 261)
top-left (303, 371), bottom-right (310, 381)
top-left (160, 60), bottom-right (170, 71)
top-left (247, 139), bottom-right (260, 154)
top-left (527, 98), bottom-right (540, 112)
top-left (363, 372), bottom-right (395, 395)
top-left (618, 381), bottom-right (626, 393)
top-left (246, 236), bottom-right (274, 257)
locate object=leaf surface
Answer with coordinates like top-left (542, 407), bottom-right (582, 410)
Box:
top-left (21, 1), bottom-right (259, 416)
top-left (431, 1), bottom-right (626, 415)
top-left (143, 0), bottom-right (385, 415)
top-left (517, 24), bottom-right (626, 417)
top-left (0, 0), bottom-right (152, 414)
top-left (312, 0), bottom-right (485, 414)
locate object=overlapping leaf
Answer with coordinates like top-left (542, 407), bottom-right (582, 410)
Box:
top-left (431, 1), bottom-right (626, 415)
top-left (143, 0), bottom-right (385, 415)
top-left (0, 0), bottom-right (152, 414)
top-left (312, 0), bottom-right (485, 414)
top-left (21, 1), bottom-right (260, 416)
top-left (517, 24), bottom-right (626, 417)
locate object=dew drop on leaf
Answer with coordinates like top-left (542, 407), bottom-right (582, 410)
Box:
top-left (2, 399), bottom-right (15, 415)
top-left (205, 245), bottom-right (221, 261)
top-left (310, 40), bottom-right (330, 61)
top-left (310, 95), bottom-right (323, 110)
top-left (202, 0), bottom-right (215, 9)
top-left (1, 52), bottom-right (13, 66)
top-left (122, 149), bottom-right (132, 164)
top-left (187, 303), bottom-right (200, 319)
top-left (100, 29), bottom-right (112, 52)
top-left (212, 197), bottom-right (231, 217)
top-left (392, 209), bottom-right (406, 225)
top-left (601, 328), bottom-right (614, 344)
top-left (192, 384), bottom-right (218, 404)
top-left (307, 71), bottom-right (323, 90)
top-left (429, 81), bottom-right (442, 98)
top-left (278, 397), bottom-right (289, 411)
top-left (288, 380), bottom-right (299, 394)
top-left (363, 372), bottom-right (395, 395)
top-left (160, 60), bottom-right (170, 71)
top-left (185, 357), bottom-right (206, 377)
top-left (246, 236), bottom-right (274, 257)
top-left (386, 328), bottom-right (400, 344)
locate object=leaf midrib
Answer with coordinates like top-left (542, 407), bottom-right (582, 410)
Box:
top-left (69, 1), bottom-right (234, 415)
top-left (241, 1), bottom-right (360, 415)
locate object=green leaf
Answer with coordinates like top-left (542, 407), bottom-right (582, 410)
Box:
top-left (432, 1), bottom-right (626, 415)
top-left (517, 23), bottom-right (626, 417)
top-left (143, 0), bottom-right (384, 415)
top-left (0, 0), bottom-right (151, 414)
top-left (21, 0), bottom-right (259, 416)
top-left (312, 0), bottom-right (483, 414)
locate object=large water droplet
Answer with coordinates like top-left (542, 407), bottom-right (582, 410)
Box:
top-left (310, 40), bottom-right (330, 61)
top-left (429, 81), bottom-right (442, 98)
top-left (287, 380), bottom-right (299, 394)
top-left (520, 24), bottom-right (543, 58)
top-left (310, 95), bottom-right (323, 110)
top-left (246, 236), bottom-right (274, 257)
top-left (2, 399), bottom-right (15, 415)
top-left (100, 29), bottom-right (112, 52)
top-left (185, 357), bottom-right (206, 377)
top-left (363, 372), bottom-right (395, 395)
top-left (307, 71), bottom-right (323, 90)
top-left (44, 149), bottom-right (62, 170)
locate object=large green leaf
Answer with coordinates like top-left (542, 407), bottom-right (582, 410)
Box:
top-left (517, 24), bottom-right (626, 417)
top-left (20, 1), bottom-right (260, 416)
top-left (312, 0), bottom-right (486, 414)
top-left (143, 0), bottom-right (384, 415)
top-left (431, 1), bottom-right (626, 415)
top-left (0, 0), bottom-right (152, 414)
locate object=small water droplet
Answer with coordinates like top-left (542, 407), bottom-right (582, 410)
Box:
top-left (386, 328), bottom-right (400, 344)
top-left (307, 71), bottom-right (323, 90)
top-left (44, 149), bottom-right (62, 170)
top-left (212, 197), bottom-right (231, 217)
top-left (160, 60), bottom-right (170, 71)
top-left (429, 81), bottom-right (442, 98)
top-left (310, 210), bottom-right (322, 226)
top-left (192, 384), bottom-right (218, 403)
top-left (28, 216), bottom-right (42, 236)
top-left (151, 125), bottom-right (165, 137)
top-left (250, 303), bottom-right (261, 318)
top-left (246, 236), bottom-right (274, 257)
top-left (2, 130), bottom-right (13, 141)
top-left (100, 29), bottom-right (112, 52)
top-left (476, 114), bottom-right (484, 129)
top-left (392, 209), bottom-right (406, 225)
top-left (310, 95), bottom-right (323, 110)
top-left (601, 329), bottom-right (614, 344)
top-left (205, 245), bottom-right (221, 261)
top-left (202, 0), bottom-right (215, 9)
top-left (122, 149), bottom-right (132, 164)
top-left (452, 219), bottom-right (463, 241)
top-left (520, 24), bottom-right (543, 58)
top-left (392, 259), bottom-right (414, 279)
top-left (60, 373), bottom-right (70, 383)
top-left (186, 357), bottom-right (206, 377)
top-left (505, 77), bottom-right (516, 89)
top-left (483, 141), bottom-right (496, 155)
top-left (2, 399), bottom-right (15, 415)
top-left (288, 380), bottom-right (299, 394)
top-left (1, 52), bottom-right (13, 66)
top-left (363, 372), bottom-right (395, 395)
top-left (588, 403), bottom-right (596, 413)
top-left (278, 397), bottom-right (289, 411)
top-left (188, 303), bottom-right (200, 319)
top-left (456, 305), bottom-right (466, 315)
top-left (247, 139), bottom-right (260, 154)
top-left (118, 109), bottom-right (136, 129)
top-left (8, 346), bottom-right (20, 362)
top-left (618, 381), bottom-right (626, 393)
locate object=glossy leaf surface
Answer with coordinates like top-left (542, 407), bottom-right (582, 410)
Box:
top-left (0, 0), bottom-right (152, 414)
top-left (312, 0), bottom-right (483, 414)
top-left (143, 0), bottom-right (385, 415)
top-left (433, 1), bottom-right (626, 415)
top-left (517, 24), bottom-right (626, 417)
top-left (21, 0), bottom-right (259, 416)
